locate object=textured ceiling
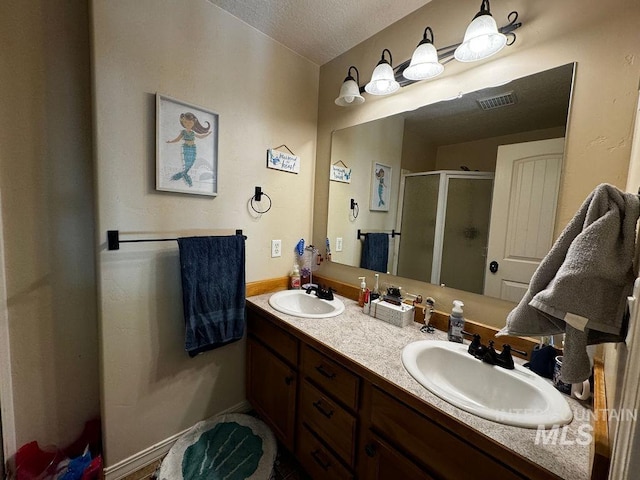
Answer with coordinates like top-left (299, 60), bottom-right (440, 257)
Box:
top-left (402, 63), bottom-right (575, 146)
top-left (208, 0), bottom-right (432, 65)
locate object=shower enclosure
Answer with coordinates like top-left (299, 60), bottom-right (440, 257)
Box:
top-left (394, 171), bottom-right (494, 295)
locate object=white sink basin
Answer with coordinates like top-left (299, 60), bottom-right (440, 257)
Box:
top-left (268, 289), bottom-right (345, 318)
top-left (402, 340), bottom-right (573, 428)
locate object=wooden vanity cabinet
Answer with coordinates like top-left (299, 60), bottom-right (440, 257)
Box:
top-left (362, 432), bottom-right (434, 480)
top-left (246, 304), bottom-right (558, 480)
top-left (246, 311), bottom-right (298, 452)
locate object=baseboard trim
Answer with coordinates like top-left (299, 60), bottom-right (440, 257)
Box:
top-left (103, 400), bottom-right (252, 480)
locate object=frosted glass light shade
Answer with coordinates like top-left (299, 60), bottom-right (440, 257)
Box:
top-left (403, 42), bottom-right (444, 81)
top-left (365, 62), bottom-right (400, 95)
top-left (454, 14), bottom-right (507, 62)
top-left (335, 78), bottom-right (364, 106)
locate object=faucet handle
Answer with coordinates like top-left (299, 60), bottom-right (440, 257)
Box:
top-left (503, 344), bottom-right (527, 357)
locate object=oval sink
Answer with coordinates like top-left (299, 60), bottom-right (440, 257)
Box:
top-left (402, 340), bottom-right (573, 428)
top-left (269, 289), bottom-right (345, 318)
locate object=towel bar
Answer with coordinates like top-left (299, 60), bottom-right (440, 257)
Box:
top-left (356, 229), bottom-right (401, 240)
top-left (107, 229), bottom-right (245, 250)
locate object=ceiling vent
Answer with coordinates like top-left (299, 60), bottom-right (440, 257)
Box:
top-left (477, 91), bottom-right (517, 110)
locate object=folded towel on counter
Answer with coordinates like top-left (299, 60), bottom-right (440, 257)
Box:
top-left (178, 235), bottom-right (246, 357)
top-left (360, 233), bottom-right (389, 273)
top-left (498, 184), bottom-right (639, 383)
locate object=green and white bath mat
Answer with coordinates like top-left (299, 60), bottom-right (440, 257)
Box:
top-left (158, 413), bottom-right (276, 480)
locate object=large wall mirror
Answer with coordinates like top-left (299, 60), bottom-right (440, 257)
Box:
top-left (327, 63), bottom-right (575, 302)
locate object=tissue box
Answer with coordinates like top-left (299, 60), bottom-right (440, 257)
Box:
top-left (371, 299), bottom-right (414, 327)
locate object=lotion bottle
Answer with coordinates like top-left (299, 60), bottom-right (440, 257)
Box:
top-left (447, 300), bottom-right (465, 343)
top-left (358, 277), bottom-right (367, 307)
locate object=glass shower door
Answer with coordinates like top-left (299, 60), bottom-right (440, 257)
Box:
top-left (396, 174), bottom-right (439, 282)
top-left (439, 177), bottom-right (494, 294)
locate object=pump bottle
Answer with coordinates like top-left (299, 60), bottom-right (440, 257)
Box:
top-left (358, 277), bottom-right (367, 307)
top-left (448, 300), bottom-right (465, 343)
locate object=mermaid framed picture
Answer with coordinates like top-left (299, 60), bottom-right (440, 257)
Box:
top-left (156, 94), bottom-right (219, 196)
top-left (370, 162), bottom-right (391, 211)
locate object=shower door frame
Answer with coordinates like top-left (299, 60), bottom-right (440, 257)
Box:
top-left (393, 170), bottom-right (494, 287)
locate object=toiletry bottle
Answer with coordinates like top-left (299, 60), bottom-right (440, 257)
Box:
top-left (371, 273), bottom-right (380, 301)
top-left (290, 263), bottom-right (301, 289)
top-left (363, 288), bottom-right (370, 314)
top-left (358, 277), bottom-right (367, 307)
top-left (447, 300), bottom-right (465, 343)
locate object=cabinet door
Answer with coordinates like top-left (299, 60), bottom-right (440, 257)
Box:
top-left (363, 432), bottom-right (434, 480)
top-left (247, 337), bottom-right (297, 451)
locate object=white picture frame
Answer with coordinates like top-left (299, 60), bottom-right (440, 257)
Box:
top-left (370, 162), bottom-right (391, 211)
top-left (156, 94), bottom-right (218, 196)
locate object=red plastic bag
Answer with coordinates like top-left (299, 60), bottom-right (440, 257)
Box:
top-left (14, 442), bottom-right (63, 480)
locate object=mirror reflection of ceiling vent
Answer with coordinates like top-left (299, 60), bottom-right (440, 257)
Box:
top-left (477, 91), bottom-right (517, 110)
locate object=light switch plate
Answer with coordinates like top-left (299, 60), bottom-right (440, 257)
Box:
top-left (271, 239), bottom-right (282, 257)
top-left (336, 237), bottom-right (343, 252)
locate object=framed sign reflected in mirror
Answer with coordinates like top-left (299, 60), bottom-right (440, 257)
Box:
top-left (370, 162), bottom-right (392, 211)
top-left (156, 94), bottom-right (219, 196)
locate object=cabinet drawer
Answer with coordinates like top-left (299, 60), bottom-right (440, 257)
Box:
top-left (370, 387), bottom-right (524, 479)
top-left (300, 380), bottom-right (357, 467)
top-left (301, 344), bottom-right (359, 410)
top-left (297, 424), bottom-right (353, 480)
top-left (247, 310), bottom-right (298, 365)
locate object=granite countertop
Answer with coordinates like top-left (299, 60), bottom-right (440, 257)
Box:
top-left (247, 292), bottom-right (592, 480)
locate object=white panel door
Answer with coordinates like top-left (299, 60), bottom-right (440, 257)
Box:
top-left (484, 138), bottom-right (564, 302)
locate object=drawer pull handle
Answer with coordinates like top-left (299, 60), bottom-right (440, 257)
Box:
top-left (310, 449), bottom-right (331, 470)
top-left (312, 400), bottom-right (334, 418)
top-left (284, 375), bottom-right (294, 385)
top-left (315, 364), bottom-right (336, 379)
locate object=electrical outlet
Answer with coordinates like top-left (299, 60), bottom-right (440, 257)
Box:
top-left (271, 239), bottom-right (282, 258)
top-left (336, 237), bottom-right (343, 252)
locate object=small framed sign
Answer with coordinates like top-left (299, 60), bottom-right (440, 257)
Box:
top-left (267, 149), bottom-right (300, 174)
top-left (330, 160), bottom-right (352, 183)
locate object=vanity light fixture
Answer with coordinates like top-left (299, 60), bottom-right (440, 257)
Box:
top-left (454, 0), bottom-right (507, 62)
top-left (335, 1), bottom-right (521, 107)
top-left (403, 27), bottom-right (444, 81)
top-left (335, 66), bottom-right (365, 106)
top-left (365, 49), bottom-right (400, 96)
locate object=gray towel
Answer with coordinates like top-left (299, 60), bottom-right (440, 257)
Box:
top-left (178, 235), bottom-right (246, 357)
top-left (498, 184), bottom-right (639, 383)
top-left (360, 233), bottom-right (389, 273)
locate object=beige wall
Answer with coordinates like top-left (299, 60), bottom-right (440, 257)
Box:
top-left (314, 0), bottom-right (640, 327)
top-left (0, 0), bottom-right (100, 455)
top-left (435, 126), bottom-right (567, 171)
top-left (92, 0), bottom-right (318, 467)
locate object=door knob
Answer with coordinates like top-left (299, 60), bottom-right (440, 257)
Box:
top-left (489, 261), bottom-right (499, 273)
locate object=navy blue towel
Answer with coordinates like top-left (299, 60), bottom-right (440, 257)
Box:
top-left (359, 233), bottom-right (389, 273)
top-left (177, 235), bottom-right (246, 357)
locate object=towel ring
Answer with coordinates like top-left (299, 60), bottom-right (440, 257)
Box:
top-left (250, 186), bottom-right (272, 214)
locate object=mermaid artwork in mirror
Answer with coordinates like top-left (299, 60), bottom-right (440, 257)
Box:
top-left (327, 63), bottom-right (575, 302)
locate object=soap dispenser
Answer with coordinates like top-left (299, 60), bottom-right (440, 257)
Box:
top-left (358, 276), bottom-right (367, 307)
top-left (289, 263), bottom-right (301, 290)
top-left (447, 300), bottom-right (465, 343)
